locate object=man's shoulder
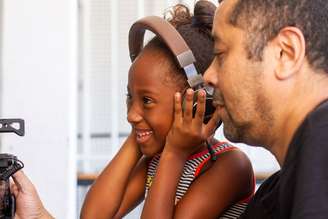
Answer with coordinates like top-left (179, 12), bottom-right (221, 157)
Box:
top-left (278, 99), bottom-right (328, 219)
top-left (240, 171), bottom-right (280, 219)
top-left (305, 99), bottom-right (328, 129)
top-left (289, 99), bottom-right (328, 156)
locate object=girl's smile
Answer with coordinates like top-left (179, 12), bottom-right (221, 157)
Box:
top-left (135, 129), bottom-right (154, 144)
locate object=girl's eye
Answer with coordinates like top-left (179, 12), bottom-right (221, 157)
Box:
top-left (126, 93), bottom-right (132, 104)
top-left (143, 97), bottom-right (153, 105)
top-left (126, 93), bottom-right (132, 100)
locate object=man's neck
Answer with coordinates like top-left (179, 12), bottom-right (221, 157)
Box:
top-left (269, 73), bottom-right (328, 167)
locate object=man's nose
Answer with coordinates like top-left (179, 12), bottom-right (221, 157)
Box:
top-left (203, 61), bottom-right (219, 87)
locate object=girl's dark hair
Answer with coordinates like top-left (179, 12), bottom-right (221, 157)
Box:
top-left (143, 1), bottom-right (216, 88)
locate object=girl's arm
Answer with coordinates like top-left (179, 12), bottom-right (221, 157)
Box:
top-left (141, 148), bottom-right (187, 219)
top-left (80, 132), bottom-right (148, 219)
top-left (174, 149), bottom-right (253, 218)
top-left (141, 89), bottom-right (254, 219)
top-left (143, 148), bottom-right (253, 219)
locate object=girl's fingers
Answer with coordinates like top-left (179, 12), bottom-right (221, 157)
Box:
top-left (204, 107), bottom-right (221, 136)
top-left (173, 92), bottom-right (183, 126)
top-left (183, 89), bottom-right (194, 125)
top-left (194, 89), bottom-right (206, 127)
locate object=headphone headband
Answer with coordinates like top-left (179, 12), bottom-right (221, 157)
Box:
top-left (128, 16), bottom-right (203, 88)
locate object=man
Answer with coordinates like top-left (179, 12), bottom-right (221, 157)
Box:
top-left (204, 0), bottom-right (328, 218)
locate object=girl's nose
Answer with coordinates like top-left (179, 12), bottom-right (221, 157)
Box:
top-left (127, 105), bottom-right (143, 124)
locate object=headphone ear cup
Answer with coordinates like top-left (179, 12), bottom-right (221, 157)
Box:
top-left (182, 89), bottom-right (218, 124)
top-left (204, 96), bottom-right (216, 124)
top-left (182, 89), bottom-right (197, 117)
top-left (195, 94), bottom-right (216, 124)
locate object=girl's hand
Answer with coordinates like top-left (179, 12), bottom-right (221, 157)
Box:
top-left (164, 88), bottom-right (221, 157)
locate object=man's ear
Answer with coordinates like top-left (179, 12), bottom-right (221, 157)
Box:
top-left (273, 27), bottom-right (306, 80)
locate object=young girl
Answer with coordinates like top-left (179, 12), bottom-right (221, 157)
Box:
top-left (80, 1), bottom-right (254, 219)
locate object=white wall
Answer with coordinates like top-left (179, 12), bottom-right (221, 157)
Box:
top-left (1, 0), bottom-right (78, 218)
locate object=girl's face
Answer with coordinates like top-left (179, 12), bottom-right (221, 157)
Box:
top-left (127, 48), bottom-right (181, 157)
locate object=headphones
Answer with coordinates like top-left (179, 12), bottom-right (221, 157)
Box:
top-left (128, 16), bottom-right (215, 123)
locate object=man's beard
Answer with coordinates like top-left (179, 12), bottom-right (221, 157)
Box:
top-left (213, 87), bottom-right (273, 146)
top-left (212, 89), bottom-right (225, 107)
top-left (212, 89), bottom-right (247, 142)
top-left (222, 105), bottom-right (251, 143)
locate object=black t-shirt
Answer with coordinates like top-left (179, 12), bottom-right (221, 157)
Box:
top-left (240, 99), bottom-right (328, 219)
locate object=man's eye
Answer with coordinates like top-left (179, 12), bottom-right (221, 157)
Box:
top-left (143, 97), bottom-right (153, 104)
top-left (214, 51), bottom-right (224, 58)
top-left (214, 52), bottom-right (225, 66)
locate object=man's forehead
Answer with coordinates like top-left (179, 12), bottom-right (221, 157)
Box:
top-left (212, 1), bottom-right (232, 41)
top-left (217, 0), bottom-right (238, 19)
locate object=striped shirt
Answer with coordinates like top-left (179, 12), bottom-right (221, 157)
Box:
top-left (145, 142), bottom-right (253, 219)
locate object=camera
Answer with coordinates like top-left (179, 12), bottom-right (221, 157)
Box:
top-left (0, 119), bottom-right (25, 219)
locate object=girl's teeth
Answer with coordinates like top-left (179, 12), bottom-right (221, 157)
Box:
top-left (137, 131), bottom-right (152, 137)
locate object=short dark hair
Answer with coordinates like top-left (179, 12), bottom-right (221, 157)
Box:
top-left (229, 0), bottom-right (328, 73)
top-left (144, 1), bottom-right (216, 88)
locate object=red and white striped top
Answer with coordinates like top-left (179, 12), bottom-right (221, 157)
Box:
top-left (145, 142), bottom-right (254, 219)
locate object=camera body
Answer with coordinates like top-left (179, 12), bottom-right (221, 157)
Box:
top-left (0, 154), bottom-right (24, 219)
top-left (0, 119), bottom-right (25, 219)
top-left (0, 179), bottom-right (14, 219)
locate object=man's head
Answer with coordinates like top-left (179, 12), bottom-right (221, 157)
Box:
top-left (227, 0), bottom-right (328, 72)
top-left (204, 0), bottom-right (328, 149)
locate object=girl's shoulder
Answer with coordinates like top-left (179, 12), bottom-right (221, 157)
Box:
top-left (188, 141), bottom-right (237, 161)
